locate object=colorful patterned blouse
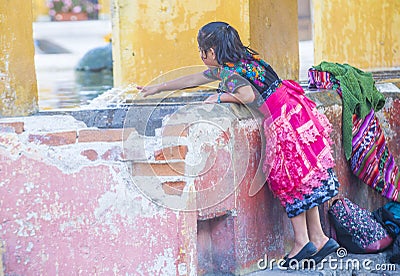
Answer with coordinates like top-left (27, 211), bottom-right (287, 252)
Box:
top-left (203, 52), bottom-right (281, 106)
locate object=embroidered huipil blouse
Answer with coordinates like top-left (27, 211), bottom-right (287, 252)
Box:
top-left (203, 52), bottom-right (281, 107)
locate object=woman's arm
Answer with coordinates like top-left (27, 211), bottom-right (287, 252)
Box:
top-left (204, 85), bottom-right (255, 104)
top-left (138, 72), bottom-right (213, 97)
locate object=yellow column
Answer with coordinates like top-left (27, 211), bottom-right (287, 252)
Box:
top-left (249, 0), bottom-right (299, 80)
top-left (99, 0), bottom-right (111, 19)
top-left (0, 0), bottom-right (38, 116)
top-left (32, 0), bottom-right (50, 21)
top-left (112, 0), bottom-right (250, 87)
top-left (313, 0), bottom-right (400, 70)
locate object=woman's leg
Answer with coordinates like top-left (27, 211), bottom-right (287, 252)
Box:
top-left (305, 206), bottom-right (329, 250)
top-left (288, 212), bottom-right (310, 258)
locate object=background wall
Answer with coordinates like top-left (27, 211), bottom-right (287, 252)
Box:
top-left (111, 0), bottom-right (250, 87)
top-left (313, 0), bottom-right (400, 69)
top-left (0, 0), bottom-right (38, 116)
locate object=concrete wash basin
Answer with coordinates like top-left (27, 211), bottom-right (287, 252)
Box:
top-left (29, 77), bottom-right (400, 274)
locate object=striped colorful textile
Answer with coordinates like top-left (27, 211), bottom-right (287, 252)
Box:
top-left (351, 109), bottom-right (400, 201)
top-left (308, 68), bottom-right (342, 96)
top-left (308, 68), bottom-right (334, 89)
top-left (308, 68), bottom-right (400, 202)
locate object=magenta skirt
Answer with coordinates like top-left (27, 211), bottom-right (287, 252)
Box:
top-left (259, 80), bottom-right (336, 206)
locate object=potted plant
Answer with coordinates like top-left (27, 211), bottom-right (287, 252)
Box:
top-left (47, 0), bottom-right (100, 21)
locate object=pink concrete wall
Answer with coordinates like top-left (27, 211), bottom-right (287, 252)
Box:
top-left (0, 116), bottom-right (197, 275)
top-left (0, 104), bottom-right (271, 275)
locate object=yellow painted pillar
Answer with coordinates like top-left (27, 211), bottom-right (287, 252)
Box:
top-left (0, 0), bottom-right (38, 116)
top-left (313, 0), bottom-right (400, 70)
top-left (112, 0), bottom-right (250, 87)
top-left (32, 0), bottom-right (50, 21)
top-left (99, 0), bottom-right (111, 19)
top-left (249, 0), bottom-right (299, 80)
top-left (112, 0), bottom-right (299, 86)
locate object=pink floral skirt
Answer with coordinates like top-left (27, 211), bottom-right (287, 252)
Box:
top-left (259, 80), bottom-right (336, 206)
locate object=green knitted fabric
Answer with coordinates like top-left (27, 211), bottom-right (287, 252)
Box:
top-left (313, 61), bottom-right (386, 160)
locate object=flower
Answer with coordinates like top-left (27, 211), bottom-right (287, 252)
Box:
top-left (47, 0), bottom-right (100, 17)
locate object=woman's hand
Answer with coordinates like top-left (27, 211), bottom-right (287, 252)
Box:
top-left (137, 72), bottom-right (212, 98)
top-left (137, 84), bottom-right (161, 97)
top-left (204, 94), bottom-right (219, 103)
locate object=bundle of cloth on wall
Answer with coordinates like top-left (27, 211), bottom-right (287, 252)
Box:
top-left (373, 202), bottom-right (400, 263)
top-left (308, 62), bottom-right (400, 202)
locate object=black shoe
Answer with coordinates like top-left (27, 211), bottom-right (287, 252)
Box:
top-left (281, 242), bottom-right (318, 268)
top-left (310, 238), bottom-right (340, 264)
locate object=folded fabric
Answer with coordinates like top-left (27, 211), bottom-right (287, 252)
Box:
top-left (351, 109), bottom-right (400, 201)
top-left (308, 68), bottom-right (342, 97)
top-left (308, 64), bottom-right (400, 202)
top-left (312, 62), bottom-right (386, 160)
top-left (308, 69), bottom-right (335, 90)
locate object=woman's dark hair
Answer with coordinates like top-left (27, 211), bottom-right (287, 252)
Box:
top-left (197, 21), bottom-right (257, 64)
